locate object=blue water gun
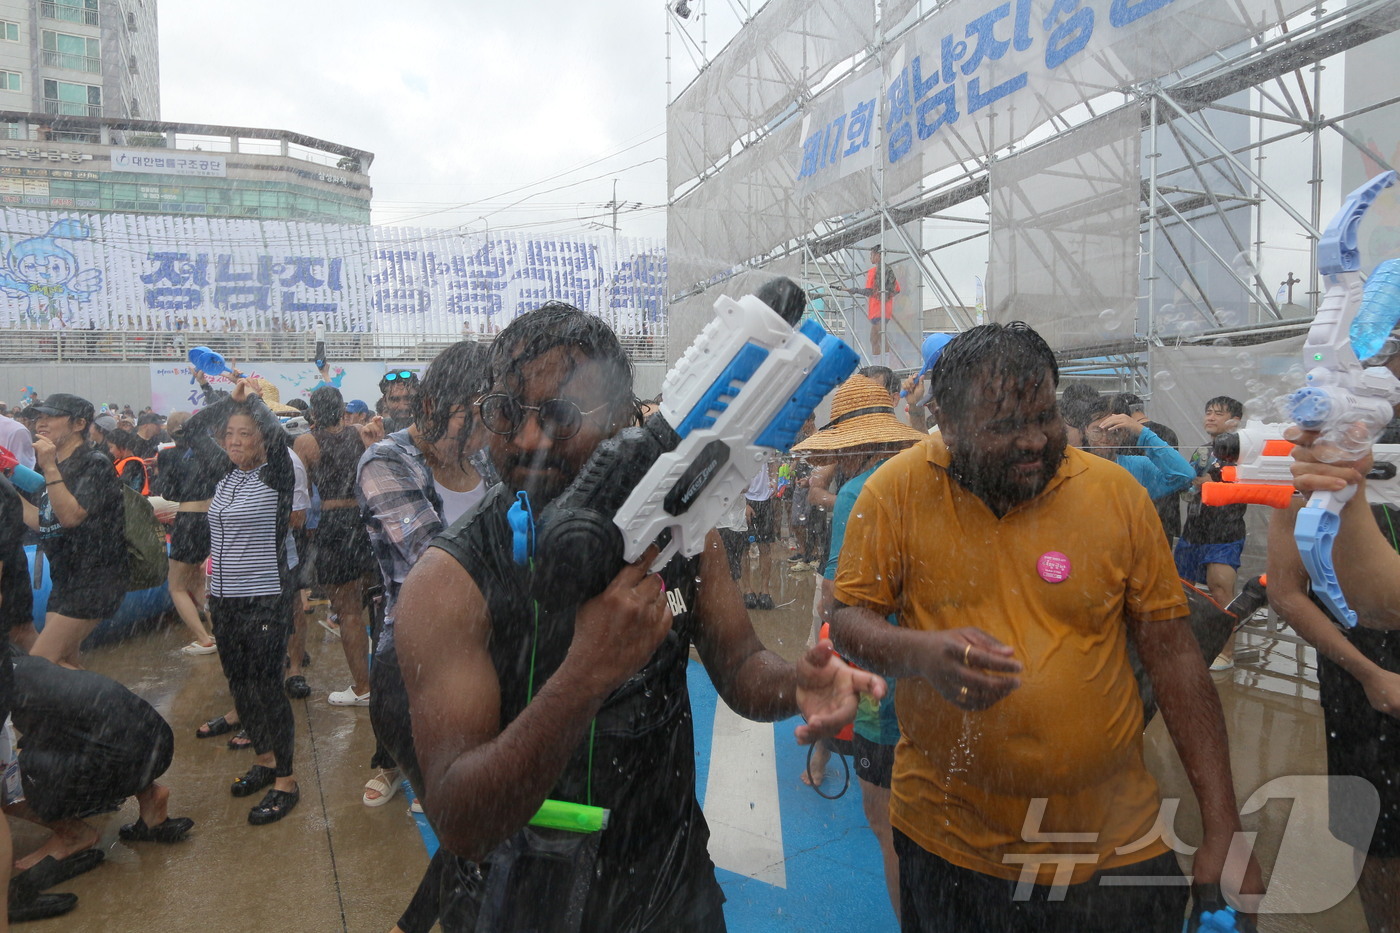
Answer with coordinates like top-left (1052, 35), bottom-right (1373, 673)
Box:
top-left (528, 277), bottom-right (859, 608)
top-left (0, 445), bottom-right (41, 495)
top-left (1184, 883), bottom-right (1257, 933)
top-left (1287, 171), bottom-right (1400, 627)
top-left (187, 345), bottom-right (233, 385)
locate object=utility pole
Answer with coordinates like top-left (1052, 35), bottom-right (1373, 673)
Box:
top-left (1283, 271), bottom-right (1300, 305)
top-left (597, 180), bottom-right (642, 258)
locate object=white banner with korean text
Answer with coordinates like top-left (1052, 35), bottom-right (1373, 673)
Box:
top-left (0, 211), bottom-right (666, 338)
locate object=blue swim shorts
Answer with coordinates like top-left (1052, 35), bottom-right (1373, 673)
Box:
top-left (1173, 537), bottom-right (1245, 584)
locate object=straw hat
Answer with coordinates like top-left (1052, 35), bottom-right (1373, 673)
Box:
top-left (791, 375), bottom-right (928, 452)
top-left (252, 377), bottom-right (298, 416)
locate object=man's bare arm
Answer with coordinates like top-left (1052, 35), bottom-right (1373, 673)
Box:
top-left (1268, 505), bottom-right (1400, 715)
top-left (692, 532), bottom-right (888, 741)
top-left (398, 546), bottom-right (673, 861)
top-left (1131, 611), bottom-right (1261, 902)
top-left (692, 531), bottom-right (796, 722)
top-left (1290, 449), bottom-right (1400, 627)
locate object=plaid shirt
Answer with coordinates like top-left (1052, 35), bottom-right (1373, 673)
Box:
top-left (356, 429), bottom-right (496, 652)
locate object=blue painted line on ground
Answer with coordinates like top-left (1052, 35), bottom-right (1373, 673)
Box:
top-left (687, 660), bottom-right (897, 933)
top-left (407, 659), bottom-right (896, 933)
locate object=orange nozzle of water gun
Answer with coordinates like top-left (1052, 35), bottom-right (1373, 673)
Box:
top-left (1201, 482), bottom-right (1295, 509)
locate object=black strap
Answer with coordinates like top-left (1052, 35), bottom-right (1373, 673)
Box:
top-left (820, 405), bottom-right (893, 431)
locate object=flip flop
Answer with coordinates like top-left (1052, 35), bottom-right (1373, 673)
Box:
top-left (227, 730), bottom-right (253, 751)
top-left (13, 848), bottom-right (104, 893)
top-left (118, 816), bottom-right (195, 843)
top-left (195, 715), bottom-right (235, 739)
top-left (317, 618), bottom-right (341, 638)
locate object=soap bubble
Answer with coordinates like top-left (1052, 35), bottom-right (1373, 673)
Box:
top-left (1212, 337), bottom-right (1231, 347)
top-left (1098, 308), bottom-right (1123, 332)
top-left (1154, 371), bottom-right (1177, 391)
top-left (1231, 250), bottom-right (1260, 279)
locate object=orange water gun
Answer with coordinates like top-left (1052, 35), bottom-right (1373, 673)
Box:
top-left (1201, 420), bottom-right (1400, 509)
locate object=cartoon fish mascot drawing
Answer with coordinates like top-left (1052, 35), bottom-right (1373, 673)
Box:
top-left (0, 219), bottom-right (103, 328)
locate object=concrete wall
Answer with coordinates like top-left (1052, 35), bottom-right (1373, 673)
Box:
top-left (2, 361), bottom-right (152, 409)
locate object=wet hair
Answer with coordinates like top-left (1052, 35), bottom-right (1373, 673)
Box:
top-left (1205, 395), bottom-right (1243, 419)
top-left (489, 302), bottom-right (634, 417)
top-left (929, 322), bottom-right (1059, 422)
top-left (1111, 393), bottom-right (1145, 416)
top-left (108, 427), bottom-right (138, 455)
top-left (1059, 383), bottom-right (1101, 430)
top-left (417, 340), bottom-right (493, 463)
top-left (308, 385), bottom-right (344, 428)
top-left (859, 365), bottom-right (900, 397)
top-left (285, 398), bottom-right (309, 414)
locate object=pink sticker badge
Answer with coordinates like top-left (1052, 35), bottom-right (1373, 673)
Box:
top-left (1037, 551), bottom-right (1071, 584)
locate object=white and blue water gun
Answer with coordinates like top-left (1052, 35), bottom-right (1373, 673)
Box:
top-left (1288, 170), bottom-right (1400, 627)
top-left (525, 277), bottom-right (860, 609)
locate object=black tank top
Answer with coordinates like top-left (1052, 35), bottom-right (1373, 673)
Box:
top-left (430, 488), bottom-right (723, 931)
top-left (310, 426), bottom-right (363, 500)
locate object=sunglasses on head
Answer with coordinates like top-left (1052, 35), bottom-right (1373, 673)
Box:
top-left (382, 371), bottom-right (416, 382)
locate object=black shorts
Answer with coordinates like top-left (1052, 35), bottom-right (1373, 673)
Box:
top-left (169, 511), bottom-right (211, 564)
top-left (747, 498), bottom-right (776, 544)
top-left (853, 734), bottom-right (894, 789)
top-left (718, 528), bottom-right (746, 582)
top-left (894, 831), bottom-right (1187, 933)
top-left (314, 506), bottom-right (375, 586)
top-left (1319, 626), bottom-right (1400, 857)
top-left (46, 576), bottom-right (124, 621)
top-left (22, 719), bottom-right (174, 823)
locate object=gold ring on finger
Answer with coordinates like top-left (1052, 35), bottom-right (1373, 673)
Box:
top-left (963, 643), bottom-right (972, 666)
top-left (958, 685), bottom-right (968, 700)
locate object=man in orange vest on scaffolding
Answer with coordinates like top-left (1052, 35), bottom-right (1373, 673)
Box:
top-left (856, 244), bottom-right (900, 359)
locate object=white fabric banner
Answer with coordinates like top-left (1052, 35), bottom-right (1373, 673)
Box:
top-left (0, 212), bottom-right (666, 337)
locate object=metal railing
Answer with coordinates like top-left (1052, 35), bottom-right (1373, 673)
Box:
top-left (41, 98), bottom-right (101, 118)
top-left (0, 327), bottom-right (668, 364)
top-left (39, 1), bottom-right (98, 26)
top-left (41, 50), bottom-right (100, 73)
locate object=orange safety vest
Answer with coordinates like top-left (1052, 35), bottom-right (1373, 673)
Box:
top-left (114, 456), bottom-right (151, 496)
top-left (866, 264), bottom-right (899, 321)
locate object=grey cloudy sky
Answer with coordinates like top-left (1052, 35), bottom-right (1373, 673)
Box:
top-left (157, 1), bottom-right (743, 241)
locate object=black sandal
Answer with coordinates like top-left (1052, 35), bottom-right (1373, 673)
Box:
top-left (118, 816), bottom-right (194, 843)
top-left (284, 675), bottom-right (311, 699)
top-left (195, 715), bottom-right (235, 739)
top-left (230, 765), bottom-right (276, 798)
top-left (248, 786), bottom-right (299, 825)
top-left (227, 730), bottom-right (253, 751)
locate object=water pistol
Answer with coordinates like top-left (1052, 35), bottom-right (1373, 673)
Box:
top-left (1201, 420), bottom-right (1400, 513)
top-left (313, 322), bottom-right (327, 370)
top-left (526, 277), bottom-right (859, 609)
top-left (1183, 883), bottom-right (1258, 933)
top-left (187, 345), bottom-right (233, 385)
top-left (1283, 170), bottom-right (1400, 627)
top-left (0, 444), bottom-right (42, 495)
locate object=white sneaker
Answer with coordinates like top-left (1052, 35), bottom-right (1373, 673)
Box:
top-left (328, 686), bottom-right (370, 707)
top-left (181, 640), bottom-right (217, 656)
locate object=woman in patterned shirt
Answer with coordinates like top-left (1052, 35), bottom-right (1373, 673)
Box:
top-left (357, 341), bottom-right (493, 933)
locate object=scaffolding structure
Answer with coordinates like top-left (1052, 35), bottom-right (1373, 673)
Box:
top-left (665, 0), bottom-right (1400, 430)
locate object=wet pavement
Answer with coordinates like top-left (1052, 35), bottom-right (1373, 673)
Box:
top-left (17, 556), bottom-right (1369, 932)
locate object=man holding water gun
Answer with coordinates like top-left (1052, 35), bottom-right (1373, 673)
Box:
top-left (395, 301), bottom-right (882, 933)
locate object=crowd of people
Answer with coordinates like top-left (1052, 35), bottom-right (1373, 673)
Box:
top-left (0, 300), bottom-right (1395, 932)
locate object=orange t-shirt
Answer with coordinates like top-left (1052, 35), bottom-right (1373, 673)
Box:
top-left (833, 439), bottom-right (1187, 884)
